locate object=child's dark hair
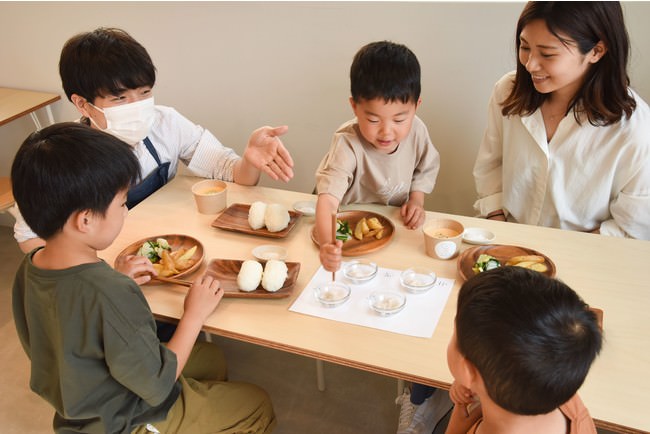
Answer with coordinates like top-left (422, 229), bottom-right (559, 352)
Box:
top-left (455, 266), bottom-right (602, 415)
top-left (11, 122), bottom-right (140, 240)
top-left (502, 1), bottom-right (636, 126)
top-left (350, 41), bottom-right (420, 104)
top-left (59, 27), bottom-right (156, 103)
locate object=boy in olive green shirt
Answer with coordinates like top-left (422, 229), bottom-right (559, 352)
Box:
top-left (12, 123), bottom-right (275, 433)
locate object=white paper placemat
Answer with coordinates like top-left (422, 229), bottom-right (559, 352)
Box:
top-left (289, 262), bottom-right (454, 338)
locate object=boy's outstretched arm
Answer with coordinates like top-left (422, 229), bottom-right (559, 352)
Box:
top-left (166, 274), bottom-right (223, 379)
top-left (234, 125), bottom-right (294, 185)
top-left (316, 193), bottom-right (343, 272)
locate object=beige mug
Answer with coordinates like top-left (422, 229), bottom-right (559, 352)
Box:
top-left (191, 179), bottom-right (227, 214)
top-left (423, 218), bottom-right (465, 260)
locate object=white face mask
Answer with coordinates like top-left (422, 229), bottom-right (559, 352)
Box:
top-left (89, 97), bottom-right (155, 145)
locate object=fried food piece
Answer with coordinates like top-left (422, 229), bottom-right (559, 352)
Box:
top-left (354, 217), bottom-right (370, 240)
top-left (367, 217), bottom-right (383, 230)
top-left (505, 255), bottom-right (545, 266)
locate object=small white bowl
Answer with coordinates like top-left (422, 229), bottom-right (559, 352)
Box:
top-left (314, 282), bottom-right (351, 308)
top-left (400, 267), bottom-right (437, 293)
top-left (462, 228), bottom-right (496, 245)
top-left (343, 259), bottom-right (378, 284)
top-left (252, 245), bottom-right (287, 261)
top-left (369, 291), bottom-right (406, 316)
top-left (293, 200), bottom-right (316, 217)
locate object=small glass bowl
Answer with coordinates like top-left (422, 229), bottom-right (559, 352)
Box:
top-left (400, 267), bottom-right (437, 293)
top-left (368, 291), bottom-right (406, 316)
top-left (314, 281), bottom-right (351, 308)
top-left (343, 259), bottom-right (378, 284)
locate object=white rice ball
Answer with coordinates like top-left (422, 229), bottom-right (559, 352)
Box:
top-left (248, 201), bottom-right (267, 230)
top-left (237, 260), bottom-right (263, 292)
top-left (261, 259), bottom-right (288, 292)
top-left (264, 203), bottom-right (290, 232)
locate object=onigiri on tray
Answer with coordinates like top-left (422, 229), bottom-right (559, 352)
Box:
top-left (211, 203), bottom-right (301, 238)
top-left (206, 259), bottom-right (301, 298)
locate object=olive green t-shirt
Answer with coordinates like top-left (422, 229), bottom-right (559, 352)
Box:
top-left (12, 250), bottom-right (180, 434)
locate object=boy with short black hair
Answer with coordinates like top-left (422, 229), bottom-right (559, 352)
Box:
top-left (316, 40), bottom-right (440, 272)
top-left (446, 266), bottom-right (602, 434)
top-left (11, 123), bottom-right (276, 433)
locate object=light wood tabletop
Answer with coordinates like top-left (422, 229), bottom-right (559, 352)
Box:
top-left (100, 175), bottom-right (650, 434)
top-left (0, 87), bottom-right (60, 127)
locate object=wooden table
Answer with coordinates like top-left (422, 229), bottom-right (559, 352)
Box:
top-left (0, 87), bottom-right (60, 129)
top-left (100, 175), bottom-right (650, 434)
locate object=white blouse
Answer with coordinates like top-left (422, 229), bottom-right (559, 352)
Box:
top-left (473, 72), bottom-right (650, 240)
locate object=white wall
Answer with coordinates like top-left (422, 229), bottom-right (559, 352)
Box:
top-left (2, 1), bottom-right (649, 228)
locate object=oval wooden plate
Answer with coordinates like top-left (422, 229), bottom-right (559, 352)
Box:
top-left (211, 203), bottom-right (301, 238)
top-left (206, 259), bottom-right (300, 298)
top-left (457, 244), bottom-right (556, 281)
top-left (310, 210), bottom-right (395, 256)
top-left (114, 234), bottom-right (204, 279)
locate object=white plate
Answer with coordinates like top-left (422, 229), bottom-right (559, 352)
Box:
top-left (252, 245), bottom-right (288, 261)
top-left (292, 200), bottom-right (316, 217)
top-left (462, 227), bottom-right (496, 245)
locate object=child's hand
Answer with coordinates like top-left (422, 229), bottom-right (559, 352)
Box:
top-left (320, 240), bottom-right (343, 272)
top-left (400, 200), bottom-right (425, 230)
top-left (449, 381), bottom-right (475, 406)
top-left (114, 254), bottom-right (156, 285)
top-left (183, 274), bottom-right (224, 322)
top-left (244, 125), bottom-right (294, 182)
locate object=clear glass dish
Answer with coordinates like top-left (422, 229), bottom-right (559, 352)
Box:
top-left (343, 259), bottom-right (378, 284)
top-left (368, 290), bottom-right (406, 316)
top-left (314, 281), bottom-right (351, 308)
top-left (400, 267), bottom-right (437, 293)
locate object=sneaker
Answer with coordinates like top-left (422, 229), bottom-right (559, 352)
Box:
top-left (395, 388), bottom-right (420, 433)
top-left (411, 389), bottom-right (454, 433)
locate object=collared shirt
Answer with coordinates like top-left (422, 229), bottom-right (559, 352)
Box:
top-left (473, 71), bottom-right (650, 239)
top-left (316, 116), bottom-right (440, 206)
top-left (13, 105), bottom-right (241, 243)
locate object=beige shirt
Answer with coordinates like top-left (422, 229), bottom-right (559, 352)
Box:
top-left (316, 116), bottom-right (440, 206)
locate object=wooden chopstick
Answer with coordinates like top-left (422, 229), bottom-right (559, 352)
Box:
top-left (152, 275), bottom-right (193, 287)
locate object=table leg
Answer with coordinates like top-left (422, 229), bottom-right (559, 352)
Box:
top-left (29, 112), bottom-right (43, 130)
top-left (316, 359), bottom-right (326, 391)
top-left (45, 106), bottom-right (55, 126)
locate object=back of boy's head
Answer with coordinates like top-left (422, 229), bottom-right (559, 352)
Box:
top-left (59, 27), bottom-right (156, 103)
top-left (455, 266), bottom-right (602, 415)
top-left (350, 41), bottom-right (420, 104)
top-left (11, 122), bottom-right (140, 240)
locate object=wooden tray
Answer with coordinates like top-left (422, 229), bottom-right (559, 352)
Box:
top-left (205, 259), bottom-right (300, 298)
top-left (115, 234), bottom-right (204, 279)
top-left (310, 210), bottom-right (394, 256)
top-left (211, 203), bottom-right (301, 238)
top-left (457, 244), bottom-right (556, 281)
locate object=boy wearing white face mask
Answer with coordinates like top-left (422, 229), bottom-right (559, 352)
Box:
top-left (13, 27), bottom-right (295, 261)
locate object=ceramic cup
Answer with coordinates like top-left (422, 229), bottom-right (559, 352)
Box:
top-left (422, 218), bottom-right (465, 260)
top-left (191, 179), bottom-right (228, 214)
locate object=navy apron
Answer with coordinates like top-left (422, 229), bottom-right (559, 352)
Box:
top-left (126, 137), bottom-right (171, 209)
top-left (126, 138), bottom-right (176, 341)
